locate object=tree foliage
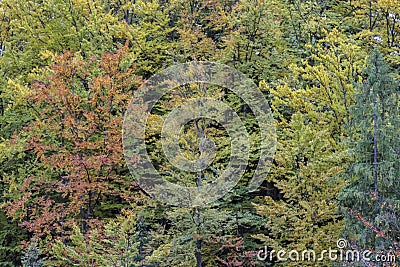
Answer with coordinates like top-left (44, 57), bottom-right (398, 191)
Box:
top-left (0, 0), bottom-right (399, 266)
top-left (339, 50), bottom-right (400, 263)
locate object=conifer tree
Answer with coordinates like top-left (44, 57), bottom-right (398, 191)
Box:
top-left (339, 50), bottom-right (400, 261)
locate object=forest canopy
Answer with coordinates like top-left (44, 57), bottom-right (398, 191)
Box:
top-left (0, 0), bottom-right (399, 266)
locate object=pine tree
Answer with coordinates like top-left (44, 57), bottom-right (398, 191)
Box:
top-left (339, 50), bottom-right (400, 261)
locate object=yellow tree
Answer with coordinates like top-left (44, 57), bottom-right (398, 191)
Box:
top-left (340, 0), bottom-right (400, 66)
top-left (254, 29), bottom-right (366, 266)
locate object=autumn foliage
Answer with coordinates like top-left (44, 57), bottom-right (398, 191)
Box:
top-left (6, 44), bottom-right (142, 240)
top-left (0, 0), bottom-right (399, 266)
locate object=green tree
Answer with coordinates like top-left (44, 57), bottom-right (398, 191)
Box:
top-left (106, 0), bottom-right (176, 78)
top-left (339, 50), bottom-right (400, 263)
top-left (222, 0), bottom-right (292, 83)
top-left (0, 0), bottom-right (129, 81)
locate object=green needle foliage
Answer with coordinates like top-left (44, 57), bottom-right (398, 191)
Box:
top-left (339, 50), bottom-right (400, 263)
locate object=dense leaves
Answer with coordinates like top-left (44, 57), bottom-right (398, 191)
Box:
top-left (0, 0), bottom-right (399, 266)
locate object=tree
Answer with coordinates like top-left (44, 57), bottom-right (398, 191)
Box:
top-left (105, 0), bottom-right (177, 78)
top-left (50, 209), bottom-right (139, 267)
top-left (126, 65), bottom-right (271, 266)
top-left (338, 0), bottom-right (400, 67)
top-left (2, 44), bottom-right (143, 252)
top-left (136, 82), bottom-right (244, 266)
top-left (339, 50), bottom-right (400, 263)
top-left (253, 29), bottom-right (365, 266)
top-left (0, 0), bottom-right (129, 81)
top-left (283, 0), bottom-right (334, 47)
top-left (222, 0), bottom-right (293, 83)
top-left (0, 98), bottom-right (31, 266)
top-left (1, 1), bottom-right (399, 266)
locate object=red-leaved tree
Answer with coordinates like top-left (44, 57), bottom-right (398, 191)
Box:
top-left (6, 44), bottom-right (143, 241)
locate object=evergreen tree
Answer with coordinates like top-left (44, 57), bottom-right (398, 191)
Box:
top-left (339, 50), bottom-right (400, 262)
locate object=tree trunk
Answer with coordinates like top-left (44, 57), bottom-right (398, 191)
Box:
top-left (373, 92), bottom-right (379, 202)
